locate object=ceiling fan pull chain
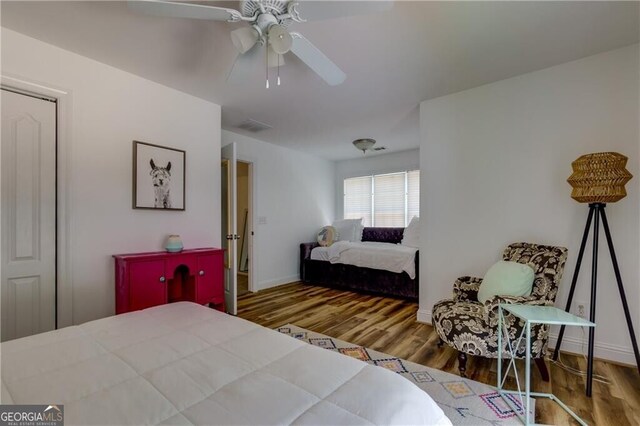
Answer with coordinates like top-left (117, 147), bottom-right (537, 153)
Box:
top-left (277, 53), bottom-right (281, 86)
top-left (265, 42), bottom-right (270, 89)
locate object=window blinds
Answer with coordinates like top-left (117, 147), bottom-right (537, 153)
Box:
top-left (407, 170), bottom-right (420, 223)
top-left (374, 172), bottom-right (406, 227)
top-left (343, 176), bottom-right (373, 226)
top-left (343, 170), bottom-right (419, 227)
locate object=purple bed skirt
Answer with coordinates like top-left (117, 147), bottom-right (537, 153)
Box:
top-left (299, 227), bottom-right (418, 301)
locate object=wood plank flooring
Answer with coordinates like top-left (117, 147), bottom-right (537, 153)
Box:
top-left (237, 282), bottom-right (640, 425)
top-left (237, 273), bottom-right (249, 296)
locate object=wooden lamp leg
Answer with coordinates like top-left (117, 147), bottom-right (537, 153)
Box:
top-left (458, 352), bottom-right (468, 377)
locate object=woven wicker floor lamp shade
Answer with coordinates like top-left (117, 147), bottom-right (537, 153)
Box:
top-left (554, 151), bottom-right (639, 398)
top-left (567, 152), bottom-right (633, 203)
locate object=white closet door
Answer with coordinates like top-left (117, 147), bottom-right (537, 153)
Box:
top-left (1, 89), bottom-right (56, 342)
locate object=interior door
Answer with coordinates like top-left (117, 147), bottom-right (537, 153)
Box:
top-left (1, 89), bottom-right (57, 342)
top-left (221, 143), bottom-right (238, 315)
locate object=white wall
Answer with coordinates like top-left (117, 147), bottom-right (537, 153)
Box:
top-left (419, 44), bottom-right (640, 364)
top-left (335, 148), bottom-right (420, 219)
top-left (221, 130), bottom-right (335, 290)
top-left (1, 28), bottom-right (222, 325)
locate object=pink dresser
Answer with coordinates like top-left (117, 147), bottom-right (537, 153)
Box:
top-left (114, 248), bottom-right (225, 314)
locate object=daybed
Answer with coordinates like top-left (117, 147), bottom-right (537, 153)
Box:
top-left (300, 227), bottom-right (419, 300)
top-left (0, 302), bottom-right (449, 425)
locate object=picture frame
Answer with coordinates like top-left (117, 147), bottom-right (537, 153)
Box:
top-left (132, 140), bottom-right (186, 210)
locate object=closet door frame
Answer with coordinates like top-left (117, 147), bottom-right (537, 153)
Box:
top-left (2, 74), bottom-right (73, 329)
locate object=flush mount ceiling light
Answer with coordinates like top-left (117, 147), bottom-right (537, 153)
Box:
top-left (353, 138), bottom-right (377, 154)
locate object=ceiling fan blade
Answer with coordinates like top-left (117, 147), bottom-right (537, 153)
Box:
top-left (128, 0), bottom-right (243, 22)
top-left (289, 33), bottom-right (346, 86)
top-left (227, 45), bottom-right (262, 84)
top-left (292, 0), bottom-right (393, 22)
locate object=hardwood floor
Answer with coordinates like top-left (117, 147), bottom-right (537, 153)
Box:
top-left (238, 282), bottom-right (640, 425)
top-left (237, 273), bottom-right (249, 296)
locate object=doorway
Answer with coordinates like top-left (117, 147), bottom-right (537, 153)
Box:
top-left (236, 161), bottom-right (251, 296)
top-left (221, 144), bottom-right (254, 315)
top-left (1, 88), bottom-right (57, 342)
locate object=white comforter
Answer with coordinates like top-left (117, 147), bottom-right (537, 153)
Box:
top-left (311, 241), bottom-right (419, 279)
top-left (1, 302), bottom-right (450, 425)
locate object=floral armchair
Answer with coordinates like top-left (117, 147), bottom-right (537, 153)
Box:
top-left (431, 242), bottom-right (568, 380)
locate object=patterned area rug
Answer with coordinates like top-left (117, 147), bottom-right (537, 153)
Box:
top-left (277, 324), bottom-right (534, 425)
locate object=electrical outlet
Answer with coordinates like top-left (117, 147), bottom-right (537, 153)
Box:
top-left (577, 302), bottom-right (586, 319)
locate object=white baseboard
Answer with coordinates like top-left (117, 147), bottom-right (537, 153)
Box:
top-left (258, 275), bottom-right (299, 291)
top-left (416, 309), bottom-right (635, 365)
top-left (417, 308), bottom-right (432, 324)
top-left (548, 332), bottom-right (637, 366)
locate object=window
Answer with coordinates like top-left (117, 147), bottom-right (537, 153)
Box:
top-left (344, 170), bottom-right (419, 227)
top-left (343, 176), bottom-right (372, 226)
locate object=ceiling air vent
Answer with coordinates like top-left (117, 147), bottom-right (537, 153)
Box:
top-left (236, 119), bottom-right (273, 133)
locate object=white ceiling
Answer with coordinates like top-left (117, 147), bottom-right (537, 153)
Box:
top-left (2, 1), bottom-right (638, 160)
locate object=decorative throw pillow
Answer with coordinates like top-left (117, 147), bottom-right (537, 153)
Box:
top-left (477, 261), bottom-right (535, 304)
top-left (317, 226), bottom-right (338, 247)
top-left (332, 218), bottom-right (363, 242)
top-left (354, 221), bottom-right (364, 242)
top-left (401, 216), bottom-right (420, 247)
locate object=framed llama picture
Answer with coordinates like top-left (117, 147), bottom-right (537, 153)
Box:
top-left (133, 141), bottom-right (186, 210)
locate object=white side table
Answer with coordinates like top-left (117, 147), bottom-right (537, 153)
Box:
top-left (498, 304), bottom-right (595, 426)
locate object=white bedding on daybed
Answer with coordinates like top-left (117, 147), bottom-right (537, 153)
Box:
top-left (1, 302), bottom-right (450, 426)
top-left (311, 241), bottom-right (419, 279)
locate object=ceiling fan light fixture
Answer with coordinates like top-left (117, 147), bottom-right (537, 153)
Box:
top-left (130, 0), bottom-right (349, 87)
top-left (353, 138), bottom-right (376, 154)
top-left (268, 24), bottom-right (293, 54)
top-left (230, 26), bottom-right (260, 54)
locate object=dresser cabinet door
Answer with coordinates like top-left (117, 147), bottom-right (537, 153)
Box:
top-left (129, 260), bottom-right (167, 311)
top-left (196, 254), bottom-right (224, 305)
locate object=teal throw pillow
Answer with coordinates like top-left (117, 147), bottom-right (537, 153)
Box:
top-left (477, 260), bottom-right (535, 304)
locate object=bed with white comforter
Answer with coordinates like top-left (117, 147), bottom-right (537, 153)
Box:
top-left (310, 241), bottom-right (419, 279)
top-left (1, 302), bottom-right (450, 425)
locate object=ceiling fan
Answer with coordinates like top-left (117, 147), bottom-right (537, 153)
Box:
top-left (128, 0), bottom-right (393, 87)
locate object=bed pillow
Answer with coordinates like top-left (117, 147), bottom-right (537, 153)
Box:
top-left (332, 218), bottom-right (363, 242)
top-left (477, 261), bottom-right (535, 304)
top-left (401, 216), bottom-right (420, 247)
top-left (317, 226), bottom-right (338, 247)
top-left (354, 221), bottom-right (364, 242)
